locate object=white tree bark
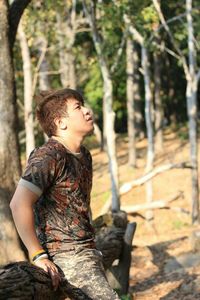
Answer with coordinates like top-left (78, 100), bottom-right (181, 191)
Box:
top-left (153, 42), bottom-right (163, 152)
top-left (186, 0), bottom-right (199, 224)
top-left (142, 46), bottom-right (154, 221)
top-left (36, 35), bottom-right (51, 142)
top-left (37, 36), bottom-right (50, 91)
top-left (18, 21), bottom-right (35, 159)
top-left (82, 0), bottom-right (120, 211)
top-left (126, 37), bottom-right (136, 167)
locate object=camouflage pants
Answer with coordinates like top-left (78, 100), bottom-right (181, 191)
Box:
top-left (52, 247), bottom-right (120, 300)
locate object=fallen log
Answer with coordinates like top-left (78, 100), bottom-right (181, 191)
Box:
top-left (119, 162), bottom-right (191, 195)
top-left (0, 211), bottom-right (135, 300)
top-left (101, 161), bottom-right (190, 214)
top-left (120, 191), bottom-right (184, 213)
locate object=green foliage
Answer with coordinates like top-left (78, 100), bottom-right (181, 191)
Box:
top-left (84, 62), bottom-right (103, 112)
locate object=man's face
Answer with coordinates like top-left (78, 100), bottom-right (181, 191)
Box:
top-left (64, 98), bottom-right (94, 136)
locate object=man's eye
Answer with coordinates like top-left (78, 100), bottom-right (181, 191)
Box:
top-left (75, 105), bottom-right (80, 109)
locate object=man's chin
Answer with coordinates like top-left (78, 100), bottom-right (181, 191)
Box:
top-left (86, 127), bottom-right (94, 136)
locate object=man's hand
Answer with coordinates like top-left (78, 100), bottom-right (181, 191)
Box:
top-left (34, 258), bottom-right (61, 291)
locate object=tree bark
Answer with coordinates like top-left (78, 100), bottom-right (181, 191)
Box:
top-left (133, 42), bottom-right (144, 139)
top-left (9, 0), bottom-right (32, 48)
top-left (37, 36), bottom-right (51, 91)
top-left (141, 46), bottom-right (154, 221)
top-left (56, 4), bottom-right (76, 89)
top-left (126, 37), bottom-right (136, 167)
top-left (153, 39), bottom-right (164, 153)
top-left (186, 0), bottom-right (199, 224)
top-left (18, 21), bottom-right (35, 159)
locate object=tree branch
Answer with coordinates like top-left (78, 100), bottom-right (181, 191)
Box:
top-left (121, 191), bottom-right (184, 213)
top-left (100, 162), bottom-right (191, 215)
top-left (123, 14), bottom-right (144, 46)
top-left (32, 42), bottom-right (48, 97)
top-left (9, 0), bottom-right (32, 48)
top-left (152, 0), bottom-right (190, 78)
top-left (120, 162), bottom-right (191, 195)
top-left (110, 29), bottom-right (128, 74)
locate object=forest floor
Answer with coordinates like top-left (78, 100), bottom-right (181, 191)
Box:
top-left (89, 127), bottom-right (200, 300)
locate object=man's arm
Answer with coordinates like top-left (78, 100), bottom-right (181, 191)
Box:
top-left (10, 185), bottom-right (61, 290)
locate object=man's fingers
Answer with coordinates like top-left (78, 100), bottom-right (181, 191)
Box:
top-left (47, 267), bottom-right (60, 290)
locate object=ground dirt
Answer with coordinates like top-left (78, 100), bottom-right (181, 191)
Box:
top-left (90, 128), bottom-right (200, 300)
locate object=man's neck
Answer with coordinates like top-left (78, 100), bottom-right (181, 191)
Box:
top-left (52, 134), bottom-right (83, 154)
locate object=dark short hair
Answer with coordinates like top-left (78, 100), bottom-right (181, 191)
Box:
top-left (35, 88), bottom-right (84, 137)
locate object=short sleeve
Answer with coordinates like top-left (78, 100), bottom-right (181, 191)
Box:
top-left (18, 147), bottom-right (57, 196)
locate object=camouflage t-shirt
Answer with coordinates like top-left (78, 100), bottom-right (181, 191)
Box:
top-left (19, 138), bottom-right (95, 255)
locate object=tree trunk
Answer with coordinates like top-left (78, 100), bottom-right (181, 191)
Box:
top-left (37, 36), bottom-right (51, 91)
top-left (153, 42), bottom-right (163, 153)
top-left (186, 0), bottom-right (199, 224)
top-left (56, 10), bottom-right (76, 89)
top-left (133, 42), bottom-right (144, 139)
top-left (82, 0), bottom-right (120, 211)
top-left (186, 78), bottom-right (199, 224)
top-left (141, 46), bottom-right (154, 221)
top-left (126, 37), bottom-right (136, 167)
top-left (36, 34), bottom-right (51, 142)
top-left (0, 0), bottom-right (26, 264)
top-left (18, 21), bottom-right (35, 159)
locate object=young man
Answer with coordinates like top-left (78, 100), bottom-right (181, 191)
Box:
top-left (10, 88), bottom-right (119, 299)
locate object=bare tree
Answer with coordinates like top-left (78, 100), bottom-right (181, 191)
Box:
top-left (153, 0), bottom-right (200, 224)
top-left (124, 14), bottom-right (154, 221)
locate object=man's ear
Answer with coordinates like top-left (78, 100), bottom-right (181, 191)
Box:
top-left (54, 117), bottom-right (68, 130)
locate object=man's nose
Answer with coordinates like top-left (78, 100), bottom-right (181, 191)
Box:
top-left (83, 106), bottom-right (93, 115)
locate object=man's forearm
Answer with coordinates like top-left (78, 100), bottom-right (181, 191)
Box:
top-left (10, 185), bottom-right (43, 257)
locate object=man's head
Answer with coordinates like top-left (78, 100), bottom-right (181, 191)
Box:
top-left (36, 88), bottom-right (85, 137)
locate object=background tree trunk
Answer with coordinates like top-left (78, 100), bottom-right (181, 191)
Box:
top-left (18, 21), bottom-right (35, 159)
top-left (153, 38), bottom-right (164, 153)
top-left (126, 37), bottom-right (136, 167)
top-left (37, 35), bottom-right (51, 91)
top-left (133, 42), bottom-right (144, 139)
top-left (82, 0), bottom-right (120, 211)
top-left (142, 46), bottom-right (154, 222)
top-left (186, 0), bottom-right (199, 224)
top-left (56, 4), bottom-right (76, 89)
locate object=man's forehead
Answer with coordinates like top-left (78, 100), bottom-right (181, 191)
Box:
top-left (67, 98), bottom-right (83, 104)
